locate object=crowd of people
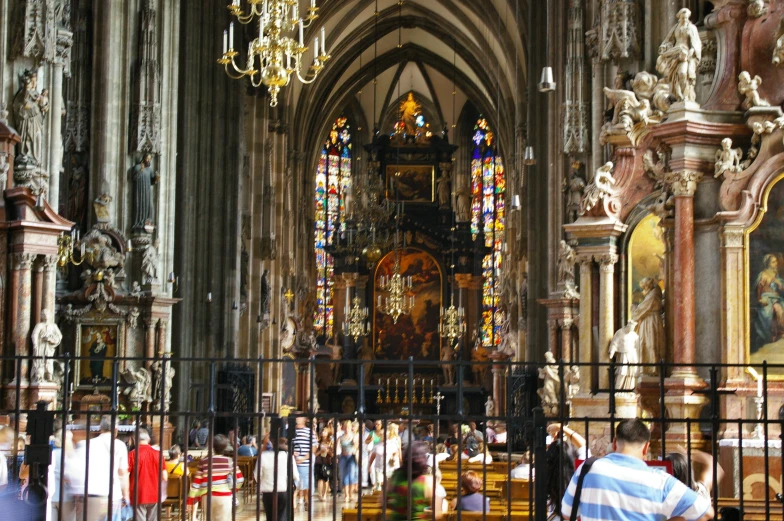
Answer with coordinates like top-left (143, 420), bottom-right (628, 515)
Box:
top-left (0, 413), bottom-right (725, 521)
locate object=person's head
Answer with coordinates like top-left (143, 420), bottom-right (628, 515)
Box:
top-left (665, 452), bottom-right (696, 490)
top-left (427, 424), bottom-right (434, 435)
top-left (296, 416), bottom-right (307, 429)
top-left (343, 420), bottom-right (354, 433)
top-left (435, 443), bottom-right (446, 454)
top-left (388, 423), bottom-right (399, 437)
top-left (468, 422), bottom-right (477, 431)
top-left (365, 420), bottom-right (374, 431)
top-left (100, 415), bottom-right (114, 434)
top-left (53, 429), bottom-right (74, 451)
top-left (612, 419), bottom-right (651, 459)
top-left (461, 471), bottom-right (483, 494)
top-left (520, 452), bottom-right (530, 466)
top-left (200, 420), bottom-right (209, 429)
top-left (277, 437), bottom-right (289, 452)
top-left (137, 428), bottom-right (151, 445)
top-left (169, 445), bottom-right (182, 461)
top-left (375, 420), bottom-right (383, 431)
top-left (764, 253), bottom-right (778, 271)
top-left (400, 441), bottom-right (429, 479)
top-left (546, 441), bottom-right (575, 506)
top-left (213, 434), bottom-right (229, 455)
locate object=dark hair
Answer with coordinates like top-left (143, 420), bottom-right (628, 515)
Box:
top-left (461, 470), bottom-right (483, 494)
top-left (201, 420), bottom-right (209, 428)
top-left (615, 419), bottom-right (650, 445)
top-left (277, 437), bottom-right (289, 452)
top-left (546, 440), bottom-right (575, 510)
top-left (665, 452), bottom-right (695, 490)
top-left (397, 441), bottom-right (429, 480)
top-left (213, 434), bottom-right (229, 454)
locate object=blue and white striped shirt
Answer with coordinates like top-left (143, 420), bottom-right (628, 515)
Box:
top-left (561, 453), bottom-right (710, 521)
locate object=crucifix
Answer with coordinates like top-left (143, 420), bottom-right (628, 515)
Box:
top-left (434, 391), bottom-right (444, 442)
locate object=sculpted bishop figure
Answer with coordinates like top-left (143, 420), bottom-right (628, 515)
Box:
top-left (132, 154), bottom-right (159, 231)
top-left (31, 310), bottom-right (63, 384)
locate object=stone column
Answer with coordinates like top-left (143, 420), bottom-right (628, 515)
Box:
top-left (157, 319), bottom-right (169, 356)
top-left (144, 317), bottom-right (156, 370)
top-left (49, 30), bottom-right (72, 205)
top-left (670, 171), bottom-right (702, 375)
top-left (577, 255), bottom-right (593, 389)
top-left (41, 255), bottom-right (58, 319)
top-left (560, 318), bottom-right (574, 363)
top-left (12, 253), bottom-right (36, 382)
top-left (720, 227), bottom-right (745, 383)
top-left (31, 260), bottom-right (44, 327)
top-left (547, 319), bottom-right (559, 357)
top-left (598, 254), bottom-right (618, 389)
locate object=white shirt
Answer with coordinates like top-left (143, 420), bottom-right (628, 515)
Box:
top-left (76, 433), bottom-right (128, 498)
top-left (0, 451), bottom-right (7, 488)
top-left (372, 440), bottom-right (398, 470)
top-left (256, 450), bottom-right (299, 493)
top-left (510, 463), bottom-right (533, 479)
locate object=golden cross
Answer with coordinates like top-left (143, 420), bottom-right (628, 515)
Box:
top-left (283, 288), bottom-right (295, 304)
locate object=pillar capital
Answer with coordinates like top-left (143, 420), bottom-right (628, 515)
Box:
top-left (41, 254), bottom-right (59, 271)
top-left (576, 254), bottom-right (594, 267)
top-left (341, 273), bottom-right (359, 287)
top-left (720, 226), bottom-right (744, 249)
top-left (560, 318), bottom-right (574, 330)
top-left (667, 170), bottom-right (703, 197)
top-left (454, 273), bottom-right (475, 289)
top-left (598, 253), bottom-right (619, 271)
top-left (11, 253), bottom-right (37, 270)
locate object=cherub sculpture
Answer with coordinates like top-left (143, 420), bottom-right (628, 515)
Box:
top-left (714, 138), bottom-right (744, 179)
top-left (121, 366), bottom-right (152, 407)
top-left (738, 71), bottom-right (770, 110)
top-left (579, 162), bottom-right (616, 216)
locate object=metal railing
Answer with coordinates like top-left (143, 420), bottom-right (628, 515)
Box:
top-left (0, 354), bottom-right (780, 521)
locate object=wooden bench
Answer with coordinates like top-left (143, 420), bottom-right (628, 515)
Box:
top-left (717, 498), bottom-right (784, 521)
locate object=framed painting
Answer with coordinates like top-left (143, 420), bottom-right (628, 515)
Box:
top-left (75, 321), bottom-right (125, 387)
top-left (748, 177), bottom-right (784, 377)
top-left (373, 248), bottom-right (442, 365)
top-left (385, 165), bottom-right (434, 203)
top-left (627, 213), bottom-right (666, 315)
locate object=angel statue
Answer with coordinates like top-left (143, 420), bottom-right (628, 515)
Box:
top-left (121, 366), bottom-right (152, 408)
top-left (656, 8), bottom-right (701, 103)
top-left (738, 71), bottom-right (770, 111)
top-left (714, 138), bottom-right (744, 179)
top-left (579, 162), bottom-right (616, 216)
top-left (537, 351), bottom-right (561, 416)
top-left (603, 86), bottom-right (653, 133)
top-left (557, 240), bottom-right (577, 286)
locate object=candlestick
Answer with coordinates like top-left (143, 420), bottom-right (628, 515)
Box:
top-left (394, 378), bottom-right (400, 404)
top-left (403, 378), bottom-right (408, 404)
top-left (430, 378), bottom-right (434, 403)
top-left (223, 30), bottom-right (228, 54)
top-left (320, 27), bottom-right (326, 55)
top-left (377, 377), bottom-right (383, 404)
top-left (412, 377), bottom-right (418, 404)
top-left (386, 378), bottom-right (391, 403)
top-left (421, 378), bottom-right (427, 404)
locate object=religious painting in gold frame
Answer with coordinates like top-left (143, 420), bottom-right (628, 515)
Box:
top-left (747, 174), bottom-right (784, 377)
top-left (385, 165), bottom-right (435, 203)
top-left (627, 213), bottom-right (666, 315)
top-left (75, 321), bottom-right (124, 387)
top-left (373, 247), bottom-right (442, 363)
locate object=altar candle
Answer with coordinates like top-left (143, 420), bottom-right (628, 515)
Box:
top-left (80, 242), bottom-right (85, 256)
top-left (311, 0), bottom-right (316, 8)
top-left (377, 295), bottom-right (381, 306)
top-left (229, 23), bottom-right (234, 49)
top-left (299, 20), bottom-right (304, 46)
top-left (223, 30), bottom-right (228, 54)
top-left (292, 3), bottom-right (298, 20)
top-left (313, 37), bottom-right (318, 63)
top-left (320, 27), bottom-right (326, 55)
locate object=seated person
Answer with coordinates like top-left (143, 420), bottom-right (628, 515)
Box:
top-left (237, 435), bottom-right (258, 457)
top-left (424, 466), bottom-right (449, 513)
top-left (451, 471), bottom-right (490, 512)
top-left (466, 439), bottom-right (492, 464)
top-left (493, 423), bottom-right (507, 444)
top-left (427, 443), bottom-right (450, 468)
top-left (166, 445), bottom-right (189, 477)
top-left (509, 452), bottom-right (532, 479)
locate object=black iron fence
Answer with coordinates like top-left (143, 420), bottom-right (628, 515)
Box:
top-left (0, 354), bottom-right (781, 521)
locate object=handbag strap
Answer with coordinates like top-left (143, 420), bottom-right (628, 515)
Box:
top-left (569, 457), bottom-right (597, 521)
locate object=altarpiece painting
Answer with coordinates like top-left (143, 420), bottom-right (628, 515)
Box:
top-left (75, 321), bottom-right (124, 386)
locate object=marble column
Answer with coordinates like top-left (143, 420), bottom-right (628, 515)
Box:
top-left (32, 260), bottom-right (44, 327)
top-left (598, 254), bottom-right (618, 389)
top-left (41, 255), bottom-right (58, 319)
top-left (671, 171), bottom-right (702, 375)
top-left (144, 317), bottom-right (156, 370)
top-left (12, 253), bottom-right (36, 382)
top-left (720, 227), bottom-right (745, 383)
top-left (560, 318), bottom-right (574, 363)
top-left (157, 319), bottom-right (169, 356)
top-left (547, 319), bottom-right (559, 357)
top-left (577, 255), bottom-right (593, 389)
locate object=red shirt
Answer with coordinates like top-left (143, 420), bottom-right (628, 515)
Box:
top-left (128, 444), bottom-right (165, 505)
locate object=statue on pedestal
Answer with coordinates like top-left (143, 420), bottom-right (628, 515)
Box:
top-left (436, 170), bottom-right (451, 208)
top-left (260, 269), bottom-right (271, 323)
top-left (564, 162), bottom-right (586, 223)
top-left (609, 320), bottom-right (640, 391)
top-left (631, 277), bottom-right (665, 375)
top-left (485, 396), bottom-right (495, 417)
top-left (557, 240), bottom-right (577, 286)
top-left (13, 70), bottom-right (48, 164)
top-left (121, 366), bottom-right (152, 407)
top-left (141, 240), bottom-right (160, 284)
top-left (131, 154), bottom-right (159, 231)
top-left (151, 356), bottom-right (175, 411)
top-left (455, 188), bottom-right (471, 222)
top-left (656, 8), bottom-right (701, 103)
top-left (31, 310), bottom-right (63, 384)
top-left (400, 92), bottom-right (421, 136)
top-left (579, 162), bottom-right (616, 216)
top-left (358, 341), bottom-right (375, 385)
top-left (714, 138), bottom-right (743, 179)
top-left (441, 344), bottom-right (455, 386)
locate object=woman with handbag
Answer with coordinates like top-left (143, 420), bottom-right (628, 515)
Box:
top-left (314, 444), bottom-right (333, 501)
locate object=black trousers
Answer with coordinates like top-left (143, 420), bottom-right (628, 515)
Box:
top-left (262, 492), bottom-right (289, 521)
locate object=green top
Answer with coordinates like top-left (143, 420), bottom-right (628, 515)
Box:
top-left (389, 473), bottom-right (430, 521)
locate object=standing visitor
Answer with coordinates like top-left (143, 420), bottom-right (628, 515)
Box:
top-left (187, 434), bottom-right (244, 520)
top-left (128, 428), bottom-right (168, 521)
top-left (257, 438), bottom-right (298, 521)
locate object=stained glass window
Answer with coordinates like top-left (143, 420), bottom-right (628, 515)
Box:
top-left (314, 117), bottom-right (352, 338)
top-left (470, 117), bottom-right (505, 347)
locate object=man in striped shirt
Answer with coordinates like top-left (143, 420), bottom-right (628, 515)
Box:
top-left (561, 419), bottom-right (713, 521)
top-left (292, 416), bottom-right (317, 508)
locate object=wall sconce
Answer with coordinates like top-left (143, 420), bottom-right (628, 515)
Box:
top-left (538, 66), bottom-right (556, 93)
top-left (167, 272), bottom-right (179, 293)
top-left (510, 194), bottom-right (521, 210)
top-left (524, 146), bottom-right (536, 166)
top-left (206, 292), bottom-right (213, 303)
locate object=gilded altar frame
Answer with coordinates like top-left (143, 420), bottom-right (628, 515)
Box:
top-left (384, 165), bottom-right (435, 203)
top-left (74, 318), bottom-right (127, 388)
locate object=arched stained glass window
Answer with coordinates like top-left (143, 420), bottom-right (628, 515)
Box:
top-left (470, 117), bottom-right (505, 347)
top-left (314, 117), bottom-right (352, 338)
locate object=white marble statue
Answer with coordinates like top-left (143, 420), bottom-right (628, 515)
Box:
top-left (738, 71), bottom-right (770, 110)
top-left (12, 70), bottom-right (48, 163)
top-left (141, 240), bottom-right (160, 284)
top-left (441, 344), bottom-right (455, 386)
top-left (631, 278), bottom-right (665, 376)
top-left (608, 320), bottom-right (640, 391)
top-left (748, 0), bottom-right (768, 18)
top-left (579, 162), bottom-right (616, 216)
top-left (714, 138), bottom-right (744, 179)
top-left (151, 357), bottom-right (175, 410)
top-left (537, 351), bottom-right (561, 415)
top-left (455, 188), bottom-right (471, 222)
top-left (566, 365), bottom-right (581, 399)
top-left (563, 280), bottom-right (580, 300)
top-left (557, 240), bottom-right (577, 285)
top-left (31, 310), bottom-right (63, 384)
top-left (485, 396), bottom-right (495, 417)
top-left (121, 366), bottom-right (152, 406)
top-left (436, 170), bottom-right (451, 207)
top-left (656, 8), bottom-right (701, 103)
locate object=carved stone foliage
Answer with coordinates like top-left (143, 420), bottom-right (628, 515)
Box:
top-left (748, 0), bottom-right (768, 18)
top-left (563, 0), bottom-right (589, 154)
top-left (12, 0), bottom-right (64, 64)
top-left (129, 0), bottom-right (161, 154)
top-left (598, 0), bottom-right (641, 63)
top-left (63, 0), bottom-right (91, 154)
top-left (0, 152), bottom-right (9, 189)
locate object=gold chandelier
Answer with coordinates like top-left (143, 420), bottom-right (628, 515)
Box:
top-left (219, 0), bottom-right (330, 107)
top-left (439, 294), bottom-right (466, 342)
top-left (343, 296), bottom-right (370, 342)
top-left (57, 231), bottom-right (86, 267)
top-left (377, 260), bottom-right (414, 324)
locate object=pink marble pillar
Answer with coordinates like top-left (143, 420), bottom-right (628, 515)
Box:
top-left (144, 317), bottom-right (156, 370)
top-left (32, 260), bottom-right (43, 327)
top-left (560, 318), bottom-right (574, 363)
top-left (157, 319), bottom-right (169, 356)
top-left (12, 253), bottom-right (36, 382)
top-left (41, 255), bottom-right (59, 319)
